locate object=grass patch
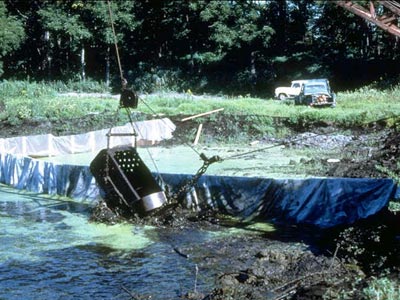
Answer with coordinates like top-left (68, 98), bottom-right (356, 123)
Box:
top-left (1, 80), bottom-right (400, 133)
top-left (0, 80), bottom-right (117, 126)
top-left (141, 88), bottom-right (400, 128)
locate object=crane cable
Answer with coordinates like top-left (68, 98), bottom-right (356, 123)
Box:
top-left (106, 0), bottom-right (167, 187)
top-left (107, 0), bottom-right (222, 185)
top-left (107, 0), bottom-right (124, 85)
top-left (107, 0), bottom-right (204, 160)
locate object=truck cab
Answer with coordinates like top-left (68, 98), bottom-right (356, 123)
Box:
top-left (274, 80), bottom-right (309, 100)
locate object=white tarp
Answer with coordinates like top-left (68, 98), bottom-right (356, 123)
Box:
top-left (0, 118), bottom-right (176, 157)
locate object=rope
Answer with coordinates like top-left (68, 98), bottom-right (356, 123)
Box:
top-left (221, 113), bottom-right (400, 161)
top-left (139, 97), bottom-right (202, 157)
top-left (106, 1), bottom-right (206, 168)
top-left (107, 0), bottom-right (125, 85)
top-left (131, 112), bottom-right (166, 187)
top-left (106, 0), bottom-right (166, 187)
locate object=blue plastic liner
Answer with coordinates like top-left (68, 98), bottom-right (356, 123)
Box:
top-left (0, 152), bottom-right (398, 228)
top-left (161, 174), bottom-right (397, 228)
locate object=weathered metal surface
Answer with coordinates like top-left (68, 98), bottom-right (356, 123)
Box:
top-left (90, 146), bottom-right (167, 216)
top-left (337, 1), bottom-right (400, 37)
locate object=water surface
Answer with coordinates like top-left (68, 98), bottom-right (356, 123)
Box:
top-left (40, 144), bottom-right (309, 178)
top-left (0, 185), bottom-right (245, 299)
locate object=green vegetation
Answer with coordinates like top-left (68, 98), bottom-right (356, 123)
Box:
top-left (0, 2), bottom-right (25, 76)
top-left (143, 90), bottom-right (400, 127)
top-left (1, 80), bottom-right (400, 132)
top-left (0, 80), bottom-right (115, 126)
top-left (1, 1), bottom-right (400, 94)
top-left (363, 277), bottom-right (400, 300)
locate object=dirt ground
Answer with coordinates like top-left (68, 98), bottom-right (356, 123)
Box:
top-left (2, 112), bottom-right (400, 299)
top-left (90, 200), bottom-right (400, 299)
top-left (271, 127), bottom-right (400, 179)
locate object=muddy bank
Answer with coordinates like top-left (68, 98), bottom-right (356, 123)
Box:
top-left (14, 109), bottom-right (396, 180)
top-left (90, 198), bottom-right (400, 299)
top-left (183, 234), bottom-right (354, 300)
top-left (284, 128), bottom-right (400, 179)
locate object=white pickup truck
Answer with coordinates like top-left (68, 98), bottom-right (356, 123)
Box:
top-left (274, 80), bottom-right (309, 100)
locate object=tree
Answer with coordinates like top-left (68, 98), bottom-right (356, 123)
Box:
top-left (5, 0), bottom-right (137, 83)
top-left (1, 0), bottom-right (399, 92)
top-left (38, 0), bottom-right (91, 79)
top-left (191, 1), bottom-right (275, 91)
top-left (311, 1), bottom-right (400, 89)
top-left (0, 1), bottom-right (25, 77)
top-left (79, 0), bottom-right (138, 85)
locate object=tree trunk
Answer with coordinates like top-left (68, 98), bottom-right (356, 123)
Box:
top-left (105, 46), bottom-right (110, 87)
top-left (44, 31), bottom-right (51, 79)
top-left (250, 51), bottom-right (257, 91)
top-left (81, 46), bottom-right (86, 81)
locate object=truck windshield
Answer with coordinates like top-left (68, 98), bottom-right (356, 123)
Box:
top-left (304, 84), bottom-right (328, 94)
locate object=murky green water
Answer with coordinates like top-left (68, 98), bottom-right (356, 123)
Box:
top-left (0, 144), bottom-right (317, 299)
top-left (1, 185), bottom-right (262, 299)
top-left (41, 144), bottom-right (308, 178)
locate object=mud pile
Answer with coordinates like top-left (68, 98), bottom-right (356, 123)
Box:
top-left (183, 235), bottom-right (360, 300)
top-left (281, 127), bottom-right (400, 178)
top-left (90, 198), bottom-right (400, 300)
top-left (325, 128), bottom-right (400, 178)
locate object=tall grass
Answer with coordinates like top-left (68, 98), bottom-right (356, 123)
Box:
top-left (1, 79), bottom-right (400, 129)
top-left (142, 88), bottom-right (400, 128)
top-left (0, 80), bottom-right (116, 126)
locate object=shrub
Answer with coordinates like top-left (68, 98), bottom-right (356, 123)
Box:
top-left (363, 277), bottom-right (400, 300)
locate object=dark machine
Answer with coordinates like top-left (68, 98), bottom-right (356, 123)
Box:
top-left (90, 145), bottom-right (167, 217)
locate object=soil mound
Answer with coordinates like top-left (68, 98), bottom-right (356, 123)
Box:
top-left (325, 128), bottom-right (400, 178)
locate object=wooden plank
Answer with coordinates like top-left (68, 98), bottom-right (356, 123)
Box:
top-left (181, 108), bottom-right (224, 122)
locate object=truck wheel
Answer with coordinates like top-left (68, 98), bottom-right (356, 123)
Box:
top-left (278, 93), bottom-right (287, 101)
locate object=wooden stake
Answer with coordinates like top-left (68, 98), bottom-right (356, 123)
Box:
top-left (193, 123), bottom-right (203, 145)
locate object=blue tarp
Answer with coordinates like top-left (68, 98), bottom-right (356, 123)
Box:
top-left (0, 152), bottom-right (398, 228)
top-left (161, 174), bottom-right (397, 228)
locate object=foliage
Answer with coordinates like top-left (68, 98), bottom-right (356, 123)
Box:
top-left (375, 162), bottom-right (400, 184)
top-left (0, 80), bottom-right (116, 126)
top-left (38, 2), bottom-right (91, 52)
top-left (0, 80), bottom-right (56, 99)
top-left (363, 277), bottom-right (400, 300)
top-left (2, 79), bottom-right (400, 132)
top-left (0, 79), bottom-right (109, 97)
top-left (52, 78), bottom-right (110, 93)
top-left (388, 201), bottom-right (400, 213)
top-left (0, 2), bottom-right (25, 76)
top-left (142, 87), bottom-right (400, 129)
top-left (2, 1), bottom-right (400, 94)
